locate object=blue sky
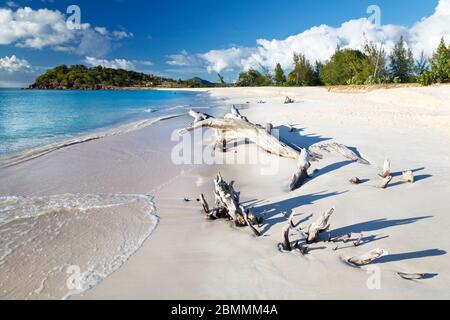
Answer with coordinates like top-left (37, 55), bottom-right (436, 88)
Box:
top-left (1, 0), bottom-right (448, 86)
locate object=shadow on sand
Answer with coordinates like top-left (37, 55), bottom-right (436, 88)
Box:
top-left (251, 190), bottom-right (347, 235)
top-left (275, 125), bottom-right (331, 150)
top-left (330, 216), bottom-right (433, 238)
top-left (377, 249), bottom-right (446, 264)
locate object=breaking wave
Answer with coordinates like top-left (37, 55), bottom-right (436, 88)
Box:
top-left (0, 193), bottom-right (158, 300)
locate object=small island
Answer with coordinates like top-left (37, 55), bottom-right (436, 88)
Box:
top-left (29, 64), bottom-right (217, 90)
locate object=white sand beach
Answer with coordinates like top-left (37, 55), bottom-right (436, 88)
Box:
top-left (1, 85), bottom-right (449, 299)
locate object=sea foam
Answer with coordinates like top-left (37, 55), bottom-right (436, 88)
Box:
top-left (0, 193), bottom-right (158, 300)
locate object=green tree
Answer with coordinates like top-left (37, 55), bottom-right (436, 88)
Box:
top-left (415, 51), bottom-right (429, 76)
top-left (429, 37), bottom-right (450, 83)
top-left (388, 36), bottom-right (414, 82)
top-left (320, 49), bottom-right (370, 85)
top-left (288, 53), bottom-right (319, 86)
top-left (274, 63), bottom-right (286, 85)
top-left (236, 68), bottom-right (272, 87)
top-left (363, 39), bottom-right (387, 81)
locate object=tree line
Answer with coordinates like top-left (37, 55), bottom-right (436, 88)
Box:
top-left (234, 37), bottom-right (450, 87)
top-left (30, 65), bottom-right (216, 90)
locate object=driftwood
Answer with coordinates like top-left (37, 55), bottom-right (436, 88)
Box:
top-left (353, 233), bottom-right (363, 247)
top-left (329, 233), bottom-right (352, 243)
top-left (287, 124), bottom-right (295, 132)
top-left (289, 149), bottom-right (311, 191)
top-left (320, 143), bottom-right (370, 165)
top-left (397, 272), bottom-right (427, 280)
top-left (199, 193), bottom-right (210, 214)
top-left (380, 160), bottom-right (391, 178)
top-left (347, 248), bottom-right (388, 267)
top-left (181, 110), bottom-right (301, 160)
top-left (402, 171), bottom-right (415, 183)
top-left (264, 123), bottom-right (273, 134)
top-left (225, 105), bottom-right (249, 122)
top-left (379, 176), bottom-right (393, 189)
top-left (284, 96), bottom-right (295, 104)
top-left (350, 177), bottom-right (361, 185)
top-left (200, 173), bottom-right (261, 236)
top-left (306, 208), bottom-right (334, 244)
top-left (280, 214), bottom-right (309, 254)
top-left (281, 224), bottom-right (292, 251)
top-left (189, 109), bottom-right (212, 123)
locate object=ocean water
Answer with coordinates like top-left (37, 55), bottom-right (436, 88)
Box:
top-left (0, 88), bottom-right (210, 159)
top-left (0, 88), bottom-right (216, 299)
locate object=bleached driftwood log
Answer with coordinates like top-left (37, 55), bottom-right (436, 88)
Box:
top-left (281, 223), bottom-right (292, 251)
top-left (225, 105), bottom-right (249, 122)
top-left (199, 193), bottom-right (210, 214)
top-left (397, 272), bottom-right (426, 280)
top-left (329, 233), bottom-right (352, 243)
top-left (200, 174), bottom-right (262, 236)
top-left (264, 123), bottom-right (273, 134)
top-left (347, 248), bottom-right (388, 267)
top-left (289, 149), bottom-right (311, 191)
top-left (287, 124), bottom-right (295, 132)
top-left (306, 208), bottom-right (334, 244)
top-left (353, 233), bottom-right (363, 247)
top-left (180, 114), bottom-right (301, 160)
top-left (402, 170), bottom-right (415, 183)
top-left (380, 159), bottom-right (391, 178)
top-left (189, 109), bottom-right (212, 123)
top-left (321, 143), bottom-right (370, 165)
top-left (379, 175), bottom-right (393, 189)
top-left (285, 96), bottom-right (295, 104)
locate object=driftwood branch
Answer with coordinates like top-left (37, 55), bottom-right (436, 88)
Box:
top-left (284, 96), bottom-right (295, 104)
top-left (180, 116), bottom-right (301, 160)
top-left (306, 208), bottom-right (334, 244)
top-left (346, 248), bottom-right (388, 267)
top-left (202, 173), bottom-right (262, 236)
top-left (321, 143), bottom-right (370, 165)
top-left (289, 149), bottom-right (311, 191)
top-left (380, 159), bottom-right (391, 178)
top-left (397, 272), bottom-right (427, 280)
top-left (189, 109), bottom-right (212, 123)
top-left (402, 171), bottom-right (414, 183)
top-left (379, 175), bottom-right (393, 189)
top-left (224, 105), bottom-right (249, 122)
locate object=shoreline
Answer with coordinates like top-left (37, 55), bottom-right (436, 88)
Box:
top-left (0, 113), bottom-right (184, 168)
top-left (1, 86), bottom-right (450, 299)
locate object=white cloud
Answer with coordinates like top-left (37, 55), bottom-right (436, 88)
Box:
top-left (0, 55), bottom-right (32, 72)
top-left (185, 0), bottom-right (450, 73)
top-left (84, 56), bottom-right (136, 70)
top-left (112, 30), bottom-right (133, 40)
top-left (167, 50), bottom-right (202, 67)
top-left (84, 56), bottom-right (153, 70)
top-left (0, 6), bottom-right (133, 57)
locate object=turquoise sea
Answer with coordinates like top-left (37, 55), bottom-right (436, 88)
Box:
top-left (0, 88), bottom-right (210, 158)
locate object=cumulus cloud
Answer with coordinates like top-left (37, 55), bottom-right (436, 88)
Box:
top-left (0, 6), bottom-right (133, 57)
top-left (179, 0), bottom-right (450, 74)
top-left (84, 57), bottom-right (152, 70)
top-left (84, 56), bottom-right (135, 70)
top-left (0, 55), bottom-right (32, 72)
top-left (167, 50), bottom-right (203, 67)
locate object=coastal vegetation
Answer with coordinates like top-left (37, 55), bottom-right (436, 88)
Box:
top-left (29, 65), bottom-right (216, 90)
top-left (236, 36), bottom-right (450, 87)
top-left (30, 37), bottom-right (449, 90)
